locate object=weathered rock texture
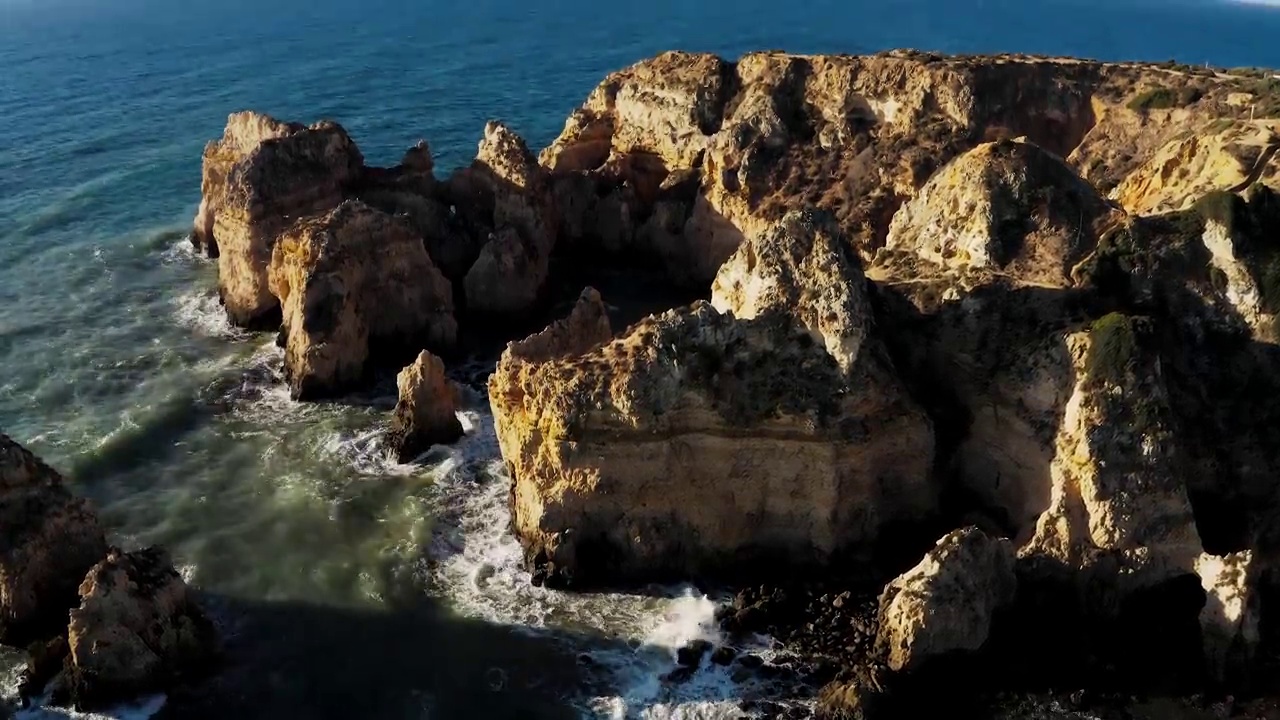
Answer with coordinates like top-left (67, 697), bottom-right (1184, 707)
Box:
top-left (876, 527), bottom-right (1016, 673)
top-left (267, 200), bottom-right (456, 399)
top-left (66, 547), bottom-right (219, 708)
top-left (195, 112), bottom-right (364, 326)
top-left (491, 215), bottom-right (934, 586)
top-left (0, 435), bottom-right (108, 646)
top-left (388, 351), bottom-right (464, 462)
top-left (1195, 550), bottom-right (1261, 686)
top-left (1019, 318), bottom-right (1204, 608)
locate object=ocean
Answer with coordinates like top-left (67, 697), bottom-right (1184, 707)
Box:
top-left (2, 0), bottom-right (1280, 717)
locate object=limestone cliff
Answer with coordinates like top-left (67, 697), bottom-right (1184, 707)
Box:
top-left (0, 435), bottom-right (108, 646)
top-left (491, 214), bottom-right (934, 586)
top-left (194, 112), bottom-right (364, 327)
top-left (268, 200), bottom-right (457, 400)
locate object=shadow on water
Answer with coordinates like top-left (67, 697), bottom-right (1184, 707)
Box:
top-left (159, 591), bottom-right (620, 720)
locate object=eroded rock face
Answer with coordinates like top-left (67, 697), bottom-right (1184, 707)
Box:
top-left (501, 287), bottom-right (613, 363)
top-left (877, 139), bottom-right (1123, 289)
top-left (268, 200), bottom-right (456, 399)
top-left (1020, 318), bottom-right (1204, 608)
top-left (490, 298), bottom-right (935, 587)
top-left (195, 112), bottom-right (364, 327)
top-left (712, 209), bottom-right (871, 375)
top-left (1195, 550), bottom-right (1260, 687)
top-left (66, 547), bottom-right (218, 708)
top-left (0, 435), bottom-right (108, 646)
top-left (454, 122), bottom-right (558, 316)
top-left (388, 351), bottom-right (464, 462)
top-left (876, 527), bottom-right (1016, 673)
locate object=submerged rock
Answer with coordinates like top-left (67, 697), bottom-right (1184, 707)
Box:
top-left (268, 200), bottom-right (457, 399)
top-left (65, 547), bottom-right (219, 708)
top-left (388, 350), bottom-right (464, 462)
top-left (875, 527), bottom-right (1016, 673)
top-left (194, 111), bottom-right (364, 327)
top-left (0, 435), bottom-right (108, 647)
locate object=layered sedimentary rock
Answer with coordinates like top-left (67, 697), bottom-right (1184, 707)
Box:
top-left (65, 547), bottom-right (219, 708)
top-left (0, 435), bottom-right (108, 646)
top-left (267, 200), bottom-right (457, 399)
top-left (194, 112), bottom-right (364, 327)
top-left (491, 215), bottom-right (934, 586)
top-left (875, 527), bottom-right (1016, 673)
top-left (388, 351), bottom-right (464, 462)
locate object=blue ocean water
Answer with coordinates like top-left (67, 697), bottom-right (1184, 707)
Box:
top-left (2, 0), bottom-right (1280, 717)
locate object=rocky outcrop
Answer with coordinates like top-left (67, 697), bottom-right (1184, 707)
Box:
top-left (194, 112), bottom-right (364, 327)
top-left (501, 287), bottom-right (613, 362)
top-left (0, 435), bottom-right (108, 646)
top-left (64, 547), bottom-right (219, 708)
top-left (712, 209), bottom-right (870, 375)
top-left (1195, 550), bottom-right (1261, 687)
top-left (267, 200), bottom-right (457, 399)
top-left (453, 122), bottom-right (558, 316)
top-left (876, 527), bottom-right (1017, 673)
top-left (388, 351), bottom-right (464, 462)
top-left (492, 214), bottom-right (934, 586)
top-left (876, 139), bottom-right (1124, 290)
top-left (1019, 317), bottom-right (1203, 607)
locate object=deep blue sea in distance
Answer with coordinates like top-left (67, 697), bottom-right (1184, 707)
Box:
top-left (2, 0), bottom-right (1280, 717)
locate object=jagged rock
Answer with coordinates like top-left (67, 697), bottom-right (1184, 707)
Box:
top-left (65, 547), bottom-right (218, 708)
top-left (0, 435), bottom-right (108, 647)
top-left (490, 298), bottom-right (935, 587)
top-left (712, 209), bottom-right (871, 375)
top-left (388, 351), bottom-right (464, 462)
top-left (1019, 317), bottom-right (1204, 608)
top-left (267, 200), bottom-right (456, 399)
top-left (876, 527), bottom-right (1016, 673)
top-left (1195, 551), bottom-right (1260, 687)
top-left (497, 287), bottom-right (612, 363)
top-left (876, 139), bottom-right (1124, 290)
top-left (194, 111), bottom-right (364, 327)
top-left (453, 122), bottom-right (558, 315)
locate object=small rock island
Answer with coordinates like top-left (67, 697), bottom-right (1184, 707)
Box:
top-left (8, 49), bottom-right (1280, 715)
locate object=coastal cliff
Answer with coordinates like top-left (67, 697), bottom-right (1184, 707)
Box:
top-left (189, 49), bottom-right (1280, 714)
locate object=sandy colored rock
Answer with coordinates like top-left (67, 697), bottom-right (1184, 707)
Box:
top-left (1111, 124), bottom-right (1279, 216)
top-left (877, 139), bottom-right (1124, 289)
top-left (66, 547), bottom-right (218, 708)
top-left (268, 200), bottom-right (456, 399)
top-left (490, 300), bottom-right (935, 587)
top-left (1195, 550), bottom-right (1260, 686)
top-left (501, 287), bottom-right (613, 363)
top-left (0, 435), bottom-right (108, 647)
top-left (1020, 319), bottom-right (1203, 607)
top-left (713, 209), bottom-right (871, 375)
top-left (876, 527), bottom-right (1016, 673)
top-left (389, 351), bottom-right (464, 462)
top-left (452, 122), bottom-right (558, 315)
top-left (194, 111), bottom-right (364, 327)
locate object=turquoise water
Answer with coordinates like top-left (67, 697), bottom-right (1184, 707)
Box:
top-left (2, 0), bottom-right (1280, 717)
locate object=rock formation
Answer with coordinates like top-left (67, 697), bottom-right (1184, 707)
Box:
top-left (186, 50), bottom-right (1280, 707)
top-left (388, 350), bottom-right (464, 462)
top-left (0, 437), bottom-right (217, 709)
top-left (268, 200), bottom-right (457, 399)
top-left (491, 216), bottom-right (934, 587)
top-left (194, 112), bottom-right (364, 327)
top-left (0, 435), bottom-right (108, 646)
top-left (64, 547), bottom-right (219, 708)
top-left (875, 527), bottom-right (1016, 673)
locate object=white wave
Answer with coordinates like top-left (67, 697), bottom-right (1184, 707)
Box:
top-left (171, 289), bottom-right (249, 341)
top-left (423, 408), bottom-right (803, 719)
top-left (1, 663), bottom-right (166, 720)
